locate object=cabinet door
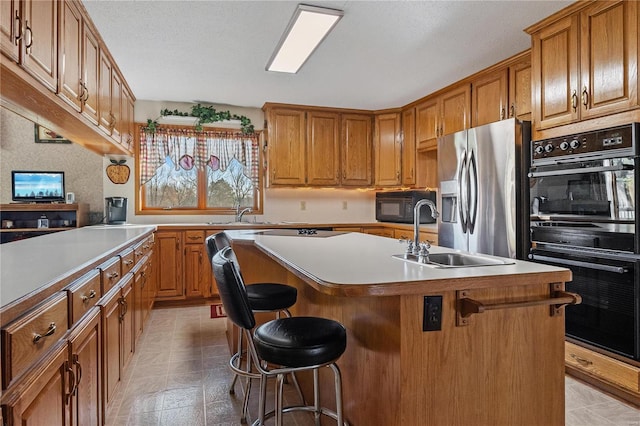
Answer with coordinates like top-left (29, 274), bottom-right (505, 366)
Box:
top-left (111, 70), bottom-right (123, 144)
top-left (341, 114), bottom-right (372, 186)
top-left (268, 108), bottom-right (306, 185)
top-left (416, 98), bottom-right (439, 150)
top-left (155, 231), bottom-right (183, 299)
top-left (401, 107), bottom-right (416, 186)
top-left (374, 113), bottom-right (401, 186)
top-left (472, 69), bottom-right (508, 126)
top-left (307, 111), bottom-right (340, 186)
top-left (121, 87), bottom-right (135, 152)
top-left (59, 0), bottom-right (82, 112)
top-left (508, 58), bottom-right (532, 120)
top-left (21, 0), bottom-right (58, 92)
top-left (0, 0), bottom-right (20, 62)
top-left (579, 0), bottom-right (638, 119)
top-left (120, 276), bottom-right (134, 370)
top-left (98, 50), bottom-right (113, 134)
top-left (440, 84), bottom-right (470, 136)
top-left (134, 266), bottom-right (144, 340)
top-left (101, 287), bottom-right (121, 406)
top-left (532, 14), bottom-right (580, 129)
top-left (81, 21), bottom-right (99, 125)
top-left (184, 244), bottom-right (206, 298)
top-left (7, 344), bottom-right (69, 426)
top-left (68, 309), bottom-right (101, 426)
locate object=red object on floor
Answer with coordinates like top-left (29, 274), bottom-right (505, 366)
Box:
top-left (210, 304), bottom-right (226, 318)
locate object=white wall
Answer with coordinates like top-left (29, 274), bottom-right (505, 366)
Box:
top-left (1, 108), bottom-right (104, 222)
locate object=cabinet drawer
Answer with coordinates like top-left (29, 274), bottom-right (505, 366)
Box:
top-left (120, 248), bottom-right (136, 274)
top-left (66, 269), bottom-right (102, 324)
top-left (134, 235), bottom-right (154, 262)
top-left (566, 342), bottom-right (640, 394)
top-left (184, 230), bottom-right (205, 244)
top-left (99, 257), bottom-right (121, 293)
top-left (1, 292), bottom-right (69, 388)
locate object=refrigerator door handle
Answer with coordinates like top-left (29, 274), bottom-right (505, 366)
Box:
top-left (468, 150), bottom-right (478, 234)
top-left (459, 150), bottom-right (468, 233)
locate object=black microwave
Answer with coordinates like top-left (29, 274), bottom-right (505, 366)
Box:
top-left (375, 190), bottom-right (437, 224)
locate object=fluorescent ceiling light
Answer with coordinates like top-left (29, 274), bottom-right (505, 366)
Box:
top-left (266, 4), bottom-right (343, 74)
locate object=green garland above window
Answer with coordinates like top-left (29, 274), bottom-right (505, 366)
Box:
top-left (145, 104), bottom-right (255, 134)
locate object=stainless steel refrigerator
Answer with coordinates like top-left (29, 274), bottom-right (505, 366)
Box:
top-left (437, 118), bottom-right (531, 259)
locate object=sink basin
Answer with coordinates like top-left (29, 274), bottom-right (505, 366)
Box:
top-left (392, 252), bottom-right (515, 268)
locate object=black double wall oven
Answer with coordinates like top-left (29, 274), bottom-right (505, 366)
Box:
top-left (528, 123), bottom-right (640, 363)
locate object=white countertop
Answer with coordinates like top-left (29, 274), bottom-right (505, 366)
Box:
top-left (0, 225), bottom-right (156, 308)
top-left (226, 230), bottom-right (570, 294)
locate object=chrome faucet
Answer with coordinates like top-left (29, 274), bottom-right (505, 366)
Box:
top-left (235, 206), bottom-right (252, 222)
top-left (413, 199), bottom-right (439, 255)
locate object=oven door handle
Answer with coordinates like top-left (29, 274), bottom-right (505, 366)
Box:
top-left (530, 254), bottom-right (629, 274)
top-left (528, 164), bottom-right (633, 178)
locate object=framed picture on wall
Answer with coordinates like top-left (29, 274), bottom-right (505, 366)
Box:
top-left (34, 125), bottom-right (72, 144)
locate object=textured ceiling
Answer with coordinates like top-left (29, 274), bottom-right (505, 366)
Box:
top-left (82, 0), bottom-right (572, 110)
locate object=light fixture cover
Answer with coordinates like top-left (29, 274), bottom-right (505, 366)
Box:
top-left (266, 4), bottom-right (343, 74)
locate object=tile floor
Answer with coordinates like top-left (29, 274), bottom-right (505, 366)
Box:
top-left (106, 305), bottom-right (640, 426)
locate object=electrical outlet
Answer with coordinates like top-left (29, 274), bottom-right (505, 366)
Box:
top-left (423, 296), bottom-right (442, 331)
top-left (300, 201), bottom-right (306, 211)
top-left (342, 201), bottom-right (348, 210)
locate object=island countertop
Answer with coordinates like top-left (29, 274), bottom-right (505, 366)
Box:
top-left (0, 225), bottom-right (156, 311)
top-left (225, 230), bottom-right (571, 296)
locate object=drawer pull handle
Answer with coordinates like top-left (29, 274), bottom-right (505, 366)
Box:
top-left (123, 259), bottom-right (134, 265)
top-left (81, 290), bottom-right (97, 302)
top-left (570, 353), bottom-right (593, 366)
top-left (188, 236), bottom-right (201, 240)
top-left (33, 322), bottom-right (56, 343)
top-left (65, 361), bottom-right (76, 404)
top-left (107, 272), bottom-right (119, 280)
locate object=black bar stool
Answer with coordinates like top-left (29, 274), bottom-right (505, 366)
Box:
top-left (212, 246), bottom-right (348, 426)
top-left (205, 232), bottom-right (300, 422)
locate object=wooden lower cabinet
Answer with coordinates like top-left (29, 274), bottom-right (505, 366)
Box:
top-left (155, 231), bottom-right (184, 299)
top-left (363, 227), bottom-right (395, 238)
top-left (120, 277), bottom-right (134, 370)
top-left (100, 285), bottom-right (122, 408)
top-left (156, 229), bottom-right (218, 302)
top-left (393, 227), bottom-right (439, 245)
top-left (4, 343), bottom-right (70, 426)
top-left (68, 309), bottom-right (101, 426)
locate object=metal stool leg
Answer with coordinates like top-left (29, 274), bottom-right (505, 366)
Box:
top-left (229, 327), bottom-right (242, 394)
top-left (330, 363), bottom-right (345, 426)
top-left (275, 373), bottom-right (286, 426)
top-left (313, 368), bottom-right (321, 426)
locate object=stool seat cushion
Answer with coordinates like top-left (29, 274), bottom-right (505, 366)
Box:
top-left (254, 317), bottom-right (347, 368)
top-left (246, 283), bottom-right (297, 311)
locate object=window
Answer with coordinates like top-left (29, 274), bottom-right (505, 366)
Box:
top-left (137, 125), bottom-right (262, 214)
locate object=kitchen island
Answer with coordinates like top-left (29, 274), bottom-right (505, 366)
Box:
top-left (225, 230), bottom-right (574, 426)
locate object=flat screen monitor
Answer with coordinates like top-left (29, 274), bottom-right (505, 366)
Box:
top-left (11, 171), bottom-right (65, 203)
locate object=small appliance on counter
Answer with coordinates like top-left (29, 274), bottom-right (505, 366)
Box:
top-left (375, 190), bottom-right (437, 224)
top-left (105, 197), bottom-right (127, 224)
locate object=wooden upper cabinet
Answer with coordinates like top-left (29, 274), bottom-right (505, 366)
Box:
top-left (416, 84), bottom-right (470, 151)
top-left (122, 87), bottom-right (135, 152)
top-left (341, 113), bottom-right (373, 186)
top-left (472, 69), bottom-right (508, 127)
top-left (509, 57), bottom-right (532, 120)
top-left (307, 111), bottom-right (340, 186)
top-left (0, 0), bottom-right (20, 62)
top-left (531, 14), bottom-right (579, 129)
top-left (401, 107), bottom-right (416, 186)
top-left (3, 0), bottom-right (59, 92)
top-left (111, 69), bottom-right (123, 143)
top-left (416, 98), bottom-right (439, 151)
top-left (81, 21), bottom-right (99, 125)
top-left (59, 0), bottom-right (82, 112)
top-left (440, 84), bottom-right (470, 136)
top-left (530, 0), bottom-right (638, 130)
top-left (267, 108), bottom-right (306, 185)
top-left (579, 0), bottom-right (638, 120)
top-left (98, 50), bottom-right (114, 134)
top-left (374, 112), bottom-right (401, 186)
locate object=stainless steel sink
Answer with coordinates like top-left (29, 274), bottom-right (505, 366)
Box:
top-left (392, 252), bottom-right (515, 268)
